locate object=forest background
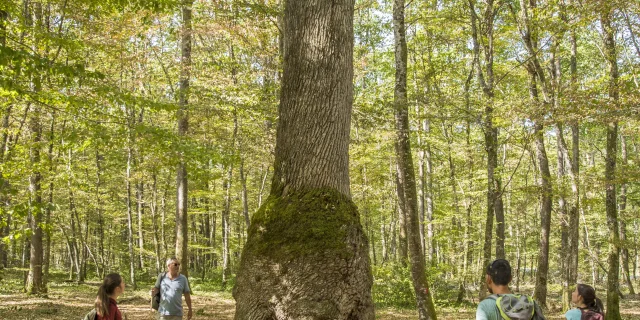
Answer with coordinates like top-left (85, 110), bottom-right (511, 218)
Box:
top-left (0, 0), bottom-right (639, 319)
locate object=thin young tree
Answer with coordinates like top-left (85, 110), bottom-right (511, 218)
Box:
top-left (393, 0), bottom-right (437, 318)
top-left (176, 0), bottom-right (192, 277)
top-left (233, 0), bottom-right (374, 318)
top-left (601, 4), bottom-right (622, 319)
top-left (25, 1), bottom-right (44, 295)
top-left (468, 0), bottom-right (505, 298)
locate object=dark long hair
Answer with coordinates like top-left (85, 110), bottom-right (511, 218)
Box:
top-left (577, 283), bottom-right (604, 314)
top-left (95, 273), bottom-right (122, 317)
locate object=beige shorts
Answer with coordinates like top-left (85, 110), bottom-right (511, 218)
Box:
top-left (157, 315), bottom-right (183, 320)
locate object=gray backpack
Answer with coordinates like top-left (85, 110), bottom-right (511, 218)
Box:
top-left (487, 294), bottom-right (546, 320)
top-left (82, 309), bottom-right (96, 320)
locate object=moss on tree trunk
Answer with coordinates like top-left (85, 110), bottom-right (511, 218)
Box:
top-left (234, 188), bottom-right (374, 320)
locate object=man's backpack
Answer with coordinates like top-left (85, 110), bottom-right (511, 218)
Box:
top-left (82, 309), bottom-right (97, 320)
top-left (151, 272), bottom-right (166, 311)
top-left (487, 294), bottom-right (546, 320)
top-left (581, 309), bottom-right (604, 320)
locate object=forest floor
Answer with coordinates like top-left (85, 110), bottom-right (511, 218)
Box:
top-left (2, 274), bottom-right (640, 319)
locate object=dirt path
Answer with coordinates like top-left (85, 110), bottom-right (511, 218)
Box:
top-left (2, 282), bottom-right (640, 319)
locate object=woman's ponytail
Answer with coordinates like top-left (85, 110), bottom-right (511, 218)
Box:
top-left (577, 284), bottom-right (604, 314)
top-left (592, 297), bottom-right (604, 314)
top-left (95, 273), bottom-right (122, 317)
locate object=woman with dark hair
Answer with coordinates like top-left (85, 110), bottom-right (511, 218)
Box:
top-left (95, 273), bottom-right (125, 320)
top-left (564, 283), bottom-right (605, 319)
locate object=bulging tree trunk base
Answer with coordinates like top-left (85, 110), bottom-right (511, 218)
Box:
top-left (234, 188), bottom-right (374, 320)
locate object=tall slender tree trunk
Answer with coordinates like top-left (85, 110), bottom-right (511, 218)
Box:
top-left (620, 135), bottom-right (634, 294)
top-left (424, 121), bottom-right (435, 265)
top-left (395, 164), bottom-right (408, 265)
top-left (222, 109), bottom-right (237, 289)
top-left (567, 27), bottom-right (580, 299)
top-left (136, 181), bottom-right (145, 270)
top-left (602, 6), bottom-right (621, 319)
top-left (0, 8), bottom-right (9, 269)
top-left (525, 70), bottom-right (552, 307)
top-left (151, 173), bottom-right (161, 273)
top-left (42, 113), bottom-right (56, 290)
top-left (468, 0), bottom-right (501, 298)
top-left (417, 129), bottom-right (426, 258)
top-left (240, 159), bottom-right (250, 229)
top-left (126, 139), bottom-right (137, 289)
top-left (516, 0), bottom-right (557, 306)
top-left (233, 0), bottom-right (374, 318)
top-left (95, 150), bottom-right (105, 278)
top-left (176, 0), bottom-right (192, 277)
top-left (393, 0), bottom-right (437, 318)
top-left (26, 2), bottom-right (44, 295)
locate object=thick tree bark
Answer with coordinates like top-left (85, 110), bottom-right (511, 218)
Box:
top-left (393, 0), bottom-right (437, 318)
top-left (175, 0), bottom-right (192, 278)
top-left (233, 0), bottom-right (374, 318)
top-left (602, 7), bottom-right (621, 319)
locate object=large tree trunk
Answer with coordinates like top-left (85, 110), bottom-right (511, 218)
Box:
top-left (175, 0), bottom-right (192, 277)
top-left (602, 7), bottom-right (621, 319)
top-left (233, 0), bottom-right (374, 318)
top-left (393, 0), bottom-right (437, 318)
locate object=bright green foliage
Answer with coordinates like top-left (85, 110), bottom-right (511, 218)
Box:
top-left (0, 0), bottom-right (639, 314)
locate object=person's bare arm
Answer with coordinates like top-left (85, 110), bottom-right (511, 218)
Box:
top-left (185, 292), bottom-right (193, 319)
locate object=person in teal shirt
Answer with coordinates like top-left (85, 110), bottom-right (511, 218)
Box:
top-left (476, 259), bottom-right (545, 320)
top-left (564, 283), bottom-right (604, 320)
